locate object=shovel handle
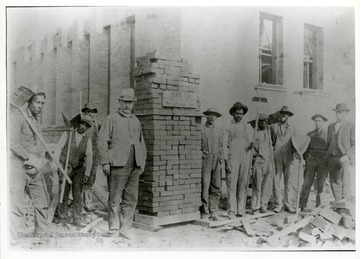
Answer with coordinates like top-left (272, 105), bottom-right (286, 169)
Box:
top-left (10, 102), bottom-right (72, 184)
top-left (60, 130), bottom-right (73, 203)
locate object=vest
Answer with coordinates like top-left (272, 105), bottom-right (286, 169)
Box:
top-left (59, 131), bottom-right (89, 169)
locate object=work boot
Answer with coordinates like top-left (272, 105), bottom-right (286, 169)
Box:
top-left (259, 207), bottom-right (268, 213)
top-left (273, 207), bottom-right (281, 213)
top-left (209, 213), bottom-right (221, 221)
top-left (252, 210), bottom-right (260, 215)
top-left (285, 207), bottom-right (296, 213)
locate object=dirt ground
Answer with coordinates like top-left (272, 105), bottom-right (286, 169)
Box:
top-left (10, 163), bottom-right (356, 250)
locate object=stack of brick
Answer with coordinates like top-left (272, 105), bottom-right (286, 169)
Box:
top-left (133, 51), bottom-right (202, 224)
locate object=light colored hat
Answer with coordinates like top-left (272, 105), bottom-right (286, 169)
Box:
top-left (203, 107), bottom-right (222, 117)
top-left (311, 114), bottom-right (328, 121)
top-left (82, 103), bottom-right (98, 113)
top-left (118, 88), bottom-right (137, 102)
top-left (332, 103), bottom-right (350, 112)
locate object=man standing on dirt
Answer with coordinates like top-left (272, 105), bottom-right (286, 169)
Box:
top-left (270, 106), bottom-right (296, 213)
top-left (82, 103), bottom-right (101, 212)
top-left (9, 90), bottom-right (51, 238)
top-left (325, 103), bottom-right (355, 202)
top-left (201, 108), bottom-right (223, 220)
top-left (54, 117), bottom-right (93, 228)
top-left (223, 102), bottom-right (253, 218)
top-left (299, 114), bottom-right (328, 212)
top-left (249, 114), bottom-right (274, 215)
top-left (98, 88), bottom-right (147, 239)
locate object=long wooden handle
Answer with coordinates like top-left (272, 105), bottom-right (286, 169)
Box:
top-left (60, 130), bottom-right (73, 202)
top-left (10, 103), bottom-right (72, 184)
top-left (296, 159), bottom-right (302, 218)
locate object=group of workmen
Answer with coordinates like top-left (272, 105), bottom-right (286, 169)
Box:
top-left (9, 86), bottom-right (355, 243)
top-left (200, 102), bottom-right (355, 220)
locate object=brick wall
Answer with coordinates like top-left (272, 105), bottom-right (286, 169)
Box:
top-left (133, 51), bottom-right (202, 220)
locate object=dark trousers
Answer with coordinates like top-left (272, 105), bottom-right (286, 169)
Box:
top-left (59, 166), bottom-right (85, 223)
top-left (326, 155), bottom-right (349, 201)
top-left (107, 146), bottom-right (140, 235)
top-left (299, 155), bottom-right (327, 208)
top-left (201, 154), bottom-right (221, 215)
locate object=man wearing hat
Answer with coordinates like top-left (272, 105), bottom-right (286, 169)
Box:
top-left (270, 105), bottom-right (296, 213)
top-left (9, 90), bottom-right (51, 238)
top-left (299, 114), bottom-right (328, 211)
top-left (54, 116), bottom-right (93, 228)
top-left (82, 103), bottom-right (101, 211)
top-left (249, 114), bottom-right (275, 215)
top-left (223, 102), bottom-right (253, 217)
top-left (98, 88), bottom-right (146, 238)
top-left (200, 108), bottom-right (223, 220)
top-left (325, 103), bottom-right (355, 202)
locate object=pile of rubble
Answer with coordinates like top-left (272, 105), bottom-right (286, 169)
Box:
top-left (214, 201), bottom-right (355, 248)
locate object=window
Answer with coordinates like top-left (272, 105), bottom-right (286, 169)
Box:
top-left (303, 24), bottom-right (323, 90)
top-left (259, 12), bottom-right (283, 86)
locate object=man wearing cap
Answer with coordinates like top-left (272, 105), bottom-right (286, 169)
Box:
top-left (54, 117), bottom-right (93, 228)
top-left (98, 88), bottom-right (146, 238)
top-left (299, 114), bottom-right (328, 211)
top-left (326, 103), bottom-right (355, 202)
top-left (270, 105), bottom-right (296, 213)
top-left (82, 103), bottom-right (101, 211)
top-left (9, 91), bottom-right (51, 238)
top-left (249, 114), bottom-right (275, 215)
top-left (201, 108), bottom-right (223, 220)
top-left (223, 102), bottom-right (253, 217)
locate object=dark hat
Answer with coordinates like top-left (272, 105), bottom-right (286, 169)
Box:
top-left (332, 103), bottom-right (350, 112)
top-left (79, 117), bottom-right (92, 128)
top-left (311, 114), bottom-right (328, 122)
top-left (248, 113), bottom-right (269, 127)
top-left (82, 103), bottom-right (98, 113)
top-left (279, 105), bottom-right (293, 117)
top-left (70, 114), bottom-right (92, 128)
top-left (229, 102), bottom-right (248, 116)
top-left (203, 107), bottom-right (222, 117)
top-left (118, 88), bottom-right (137, 102)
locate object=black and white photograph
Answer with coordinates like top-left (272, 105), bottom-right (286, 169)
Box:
top-left (1, 1), bottom-right (358, 256)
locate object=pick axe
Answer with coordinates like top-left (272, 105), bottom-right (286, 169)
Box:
top-left (59, 112), bottom-right (74, 203)
top-left (10, 102), bottom-right (72, 184)
top-left (244, 96), bottom-right (268, 213)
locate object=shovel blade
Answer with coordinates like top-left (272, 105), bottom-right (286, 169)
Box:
top-left (291, 136), bottom-right (311, 155)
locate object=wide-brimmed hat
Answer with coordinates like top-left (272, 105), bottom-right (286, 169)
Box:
top-left (82, 103), bottom-right (98, 113)
top-left (279, 105), bottom-right (293, 117)
top-left (248, 113), bottom-right (269, 126)
top-left (118, 88), bottom-right (137, 102)
top-left (332, 103), bottom-right (350, 112)
top-left (70, 114), bottom-right (92, 128)
top-left (229, 102), bottom-right (248, 116)
top-left (79, 117), bottom-right (92, 128)
top-left (311, 114), bottom-right (328, 122)
top-left (203, 107), bottom-right (222, 117)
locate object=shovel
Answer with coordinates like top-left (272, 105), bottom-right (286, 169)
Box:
top-left (291, 135), bottom-right (311, 218)
top-left (244, 96), bottom-right (268, 213)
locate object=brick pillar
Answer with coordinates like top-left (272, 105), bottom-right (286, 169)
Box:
top-left (133, 51), bottom-right (202, 227)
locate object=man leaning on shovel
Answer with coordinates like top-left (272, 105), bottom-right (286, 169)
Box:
top-left (53, 116), bottom-right (93, 228)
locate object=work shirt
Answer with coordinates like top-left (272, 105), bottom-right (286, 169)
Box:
top-left (306, 128), bottom-right (327, 157)
top-left (223, 119), bottom-right (253, 160)
top-left (9, 107), bottom-right (46, 160)
top-left (201, 123), bottom-right (223, 157)
top-left (253, 128), bottom-right (272, 166)
top-left (54, 131), bottom-right (93, 176)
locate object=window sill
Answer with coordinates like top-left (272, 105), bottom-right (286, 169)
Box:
top-left (255, 84), bottom-right (287, 93)
top-left (294, 89), bottom-right (330, 97)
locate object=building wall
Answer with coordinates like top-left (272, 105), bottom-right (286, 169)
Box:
top-left (8, 7), bottom-right (355, 142)
top-left (180, 7), bottom-right (355, 134)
